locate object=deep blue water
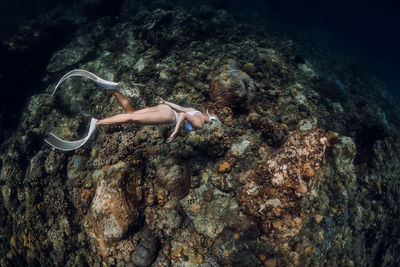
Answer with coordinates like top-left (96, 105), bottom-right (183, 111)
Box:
top-left (227, 0), bottom-right (400, 93)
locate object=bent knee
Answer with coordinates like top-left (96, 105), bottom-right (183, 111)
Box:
top-left (125, 113), bottom-right (138, 122)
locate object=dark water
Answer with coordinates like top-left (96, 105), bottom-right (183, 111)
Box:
top-left (213, 0), bottom-right (400, 94)
top-left (3, 0), bottom-right (399, 81)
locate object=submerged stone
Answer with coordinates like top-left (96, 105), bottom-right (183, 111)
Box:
top-left (67, 155), bottom-right (86, 180)
top-left (156, 159), bottom-right (190, 199)
top-left (237, 129), bottom-right (328, 240)
top-left (180, 182), bottom-right (239, 240)
top-left (85, 161), bottom-right (141, 247)
top-left (209, 67), bottom-right (255, 108)
top-left (131, 237), bottom-right (158, 267)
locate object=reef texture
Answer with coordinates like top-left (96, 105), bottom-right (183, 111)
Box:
top-left (155, 158), bottom-right (190, 199)
top-left (84, 162), bottom-right (141, 251)
top-left (209, 65), bottom-right (255, 108)
top-left (237, 129), bottom-right (327, 241)
top-left (0, 3), bottom-right (400, 267)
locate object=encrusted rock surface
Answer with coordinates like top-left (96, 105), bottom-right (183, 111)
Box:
top-left (209, 66), bottom-right (255, 108)
top-left (131, 227), bottom-right (158, 267)
top-left (237, 129), bottom-right (327, 241)
top-left (85, 161), bottom-right (141, 248)
top-left (145, 199), bottom-right (183, 238)
top-left (156, 158), bottom-right (190, 198)
top-left (180, 181), bottom-right (239, 240)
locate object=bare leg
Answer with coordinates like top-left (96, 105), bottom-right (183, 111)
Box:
top-left (96, 109), bottom-right (176, 126)
top-left (111, 91), bottom-right (170, 115)
top-left (131, 104), bottom-right (171, 114)
top-left (111, 90), bottom-right (135, 113)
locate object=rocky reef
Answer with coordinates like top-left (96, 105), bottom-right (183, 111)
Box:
top-left (0, 2), bottom-right (400, 267)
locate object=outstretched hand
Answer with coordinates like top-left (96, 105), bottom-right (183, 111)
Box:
top-left (167, 130), bottom-right (178, 143)
top-left (155, 96), bottom-right (165, 104)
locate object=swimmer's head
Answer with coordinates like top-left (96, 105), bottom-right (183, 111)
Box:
top-left (206, 109), bottom-right (218, 123)
top-left (202, 103), bottom-right (218, 124)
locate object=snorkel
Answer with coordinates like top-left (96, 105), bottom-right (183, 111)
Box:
top-left (206, 109), bottom-right (218, 123)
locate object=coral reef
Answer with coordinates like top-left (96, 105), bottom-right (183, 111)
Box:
top-left (155, 158), bottom-right (190, 198)
top-left (145, 199), bottom-right (183, 238)
top-left (238, 130), bottom-right (327, 240)
top-left (0, 3), bottom-right (399, 267)
top-left (209, 64), bottom-right (255, 108)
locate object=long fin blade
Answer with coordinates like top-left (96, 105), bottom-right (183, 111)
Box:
top-left (51, 69), bottom-right (118, 96)
top-left (45, 118), bottom-right (98, 151)
top-left (45, 134), bottom-right (88, 151)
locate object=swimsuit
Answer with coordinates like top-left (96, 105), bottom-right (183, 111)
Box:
top-left (170, 110), bottom-right (202, 131)
top-left (170, 111), bottom-right (179, 127)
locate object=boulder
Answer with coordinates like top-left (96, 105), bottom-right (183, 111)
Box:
top-left (86, 161), bottom-right (141, 247)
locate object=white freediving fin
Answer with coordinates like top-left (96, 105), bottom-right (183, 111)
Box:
top-left (45, 118), bottom-right (98, 151)
top-left (51, 69), bottom-right (119, 96)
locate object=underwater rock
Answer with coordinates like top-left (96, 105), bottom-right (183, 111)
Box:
top-left (279, 40), bottom-right (296, 58)
top-left (211, 228), bottom-right (262, 266)
top-left (44, 150), bottom-right (65, 175)
top-left (67, 155), bottom-right (86, 180)
top-left (217, 160), bottom-right (231, 173)
top-left (184, 120), bottom-right (227, 158)
top-left (237, 129), bottom-right (327, 240)
top-left (209, 66), bottom-right (255, 108)
top-left (317, 77), bottom-right (350, 103)
top-left (134, 9), bottom-right (204, 53)
top-left (210, 172), bottom-right (237, 192)
top-left (246, 113), bottom-right (289, 147)
top-left (215, 106), bottom-right (235, 127)
top-left (156, 159), bottom-right (190, 198)
top-left (78, 188), bottom-right (95, 214)
top-left (144, 199), bottom-right (183, 238)
top-left (180, 182), bottom-right (239, 240)
top-left (131, 238), bottom-right (158, 267)
top-left (229, 138), bottom-right (251, 156)
top-left (298, 117), bottom-right (318, 131)
top-left (170, 227), bottom-right (212, 266)
top-left (242, 62), bottom-right (256, 76)
top-left (85, 161), bottom-right (141, 247)
top-left (131, 228), bottom-right (158, 267)
top-left (24, 150), bottom-right (46, 187)
top-left (258, 48), bottom-right (294, 82)
top-left (331, 135), bottom-right (356, 175)
top-left (46, 42), bottom-right (94, 73)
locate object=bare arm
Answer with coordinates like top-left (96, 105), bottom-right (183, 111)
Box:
top-left (167, 113), bottom-right (205, 142)
top-left (155, 97), bottom-right (197, 113)
top-left (167, 113), bottom-right (186, 142)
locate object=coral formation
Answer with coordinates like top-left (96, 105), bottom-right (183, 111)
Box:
top-left (237, 129), bottom-right (327, 240)
top-left (145, 199), bottom-right (183, 238)
top-left (155, 158), bottom-right (190, 198)
top-left (209, 65), bottom-right (255, 108)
